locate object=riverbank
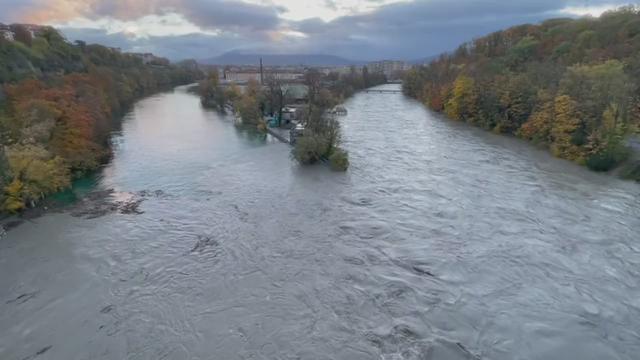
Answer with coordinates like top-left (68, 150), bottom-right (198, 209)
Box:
top-left (0, 26), bottom-right (204, 214)
top-left (403, 9), bottom-right (640, 181)
top-left (1, 79), bottom-right (202, 215)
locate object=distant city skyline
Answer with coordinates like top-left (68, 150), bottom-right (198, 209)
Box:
top-left (0, 0), bottom-right (630, 61)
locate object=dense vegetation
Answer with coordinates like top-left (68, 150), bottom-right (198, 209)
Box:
top-left (403, 7), bottom-right (640, 179)
top-left (293, 67), bottom-right (386, 171)
top-left (0, 25), bottom-right (203, 213)
top-left (199, 65), bottom-right (385, 171)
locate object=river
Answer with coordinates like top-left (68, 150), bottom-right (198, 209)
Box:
top-left (1, 84), bottom-right (639, 360)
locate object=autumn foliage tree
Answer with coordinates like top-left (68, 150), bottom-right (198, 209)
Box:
top-left (0, 26), bottom-right (204, 212)
top-left (404, 6), bottom-right (640, 177)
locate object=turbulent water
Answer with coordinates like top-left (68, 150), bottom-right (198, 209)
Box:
top-left (1, 84), bottom-right (639, 360)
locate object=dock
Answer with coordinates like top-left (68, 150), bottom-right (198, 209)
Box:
top-left (266, 127), bottom-right (291, 144)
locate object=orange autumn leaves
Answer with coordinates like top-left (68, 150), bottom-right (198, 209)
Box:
top-left (6, 75), bottom-right (110, 171)
top-left (1, 75), bottom-right (111, 211)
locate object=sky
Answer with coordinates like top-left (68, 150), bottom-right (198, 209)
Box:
top-left (0, 0), bottom-right (631, 61)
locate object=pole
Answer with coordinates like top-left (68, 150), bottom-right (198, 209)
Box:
top-left (260, 57), bottom-right (264, 85)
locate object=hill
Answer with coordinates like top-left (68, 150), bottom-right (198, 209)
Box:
top-left (202, 51), bottom-right (358, 66)
top-left (403, 7), bottom-right (640, 179)
top-left (0, 24), bottom-right (204, 212)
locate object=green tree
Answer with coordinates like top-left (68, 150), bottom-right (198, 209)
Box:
top-left (495, 75), bottom-right (534, 133)
top-left (237, 94), bottom-right (262, 125)
top-left (585, 104), bottom-right (629, 171)
top-left (200, 71), bottom-right (227, 111)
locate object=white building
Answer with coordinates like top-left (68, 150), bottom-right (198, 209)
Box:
top-left (224, 71), bottom-right (262, 83)
top-left (223, 70), bottom-right (304, 84)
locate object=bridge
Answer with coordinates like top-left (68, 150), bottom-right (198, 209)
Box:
top-left (365, 89), bottom-right (403, 94)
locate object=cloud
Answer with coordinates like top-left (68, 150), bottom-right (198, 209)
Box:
top-left (177, 0), bottom-right (283, 32)
top-left (283, 0), bottom-right (629, 59)
top-left (4, 0), bottom-right (283, 33)
top-left (60, 27), bottom-right (262, 60)
top-left (1, 0), bottom-right (631, 61)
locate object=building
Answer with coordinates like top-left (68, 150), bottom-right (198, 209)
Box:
top-left (333, 65), bottom-right (363, 75)
top-left (282, 84), bottom-right (308, 104)
top-left (270, 71), bottom-right (304, 81)
top-left (224, 71), bottom-right (262, 84)
top-left (222, 69), bottom-right (304, 85)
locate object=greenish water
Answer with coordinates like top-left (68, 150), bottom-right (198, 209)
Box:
top-left (50, 176), bottom-right (101, 205)
top-left (0, 85), bottom-right (639, 360)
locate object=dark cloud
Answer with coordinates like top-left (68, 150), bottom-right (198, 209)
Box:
top-left (285, 0), bottom-right (629, 60)
top-left (59, 27), bottom-right (258, 60)
top-left (0, 0), bottom-right (282, 33)
top-left (3, 0), bottom-right (631, 61)
top-left (179, 0), bottom-right (282, 32)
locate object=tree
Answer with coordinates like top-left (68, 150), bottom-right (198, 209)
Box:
top-left (3, 179), bottom-right (25, 212)
top-left (444, 75), bottom-right (478, 123)
top-left (495, 75), bottom-right (533, 133)
top-left (224, 83), bottom-right (242, 105)
top-left (200, 70), bottom-right (227, 111)
top-left (10, 25), bottom-right (32, 47)
top-left (507, 36), bottom-right (539, 68)
top-left (551, 95), bottom-right (584, 161)
top-left (292, 135), bottom-right (329, 165)
top-left (293, 69), bottom-right (351, 170)
top-left (585, 104), bottom-right (629, 171)
top-left (329, 148), bottom-right (349, 171)
top-left (6, 144), bottom-right (71, 205)
top-left (362, 66), bottom-right (370, 87)
top-left (519, 91), bottom-right (554, 143)
top-left (402, 7), bottom-right (640, 175)
top-left (265, 75), bottom-right (285, 121)
top-left (560, 60), bottom-right (631, 133)
top-left (0, 28), bottom-right (204, 213)
top-left (237, 94), bottom-right (262, 125)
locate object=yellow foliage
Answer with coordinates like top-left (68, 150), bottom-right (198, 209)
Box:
top-left (444, 75), bottom-right (477, 122)
top-left (3, 179), bottom-right (25, 213)
top-left (550, 95), bottom-right (584, 161)
top-left (519, 91), bottom-right (554, 142)
top-left (5, 145), bottom-right (71, 205)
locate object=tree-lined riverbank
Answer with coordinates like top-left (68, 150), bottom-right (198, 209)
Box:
top-left (403, 7), bottom-right (640, 181)
top-left (0, 25), bottom-right (203, 213)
